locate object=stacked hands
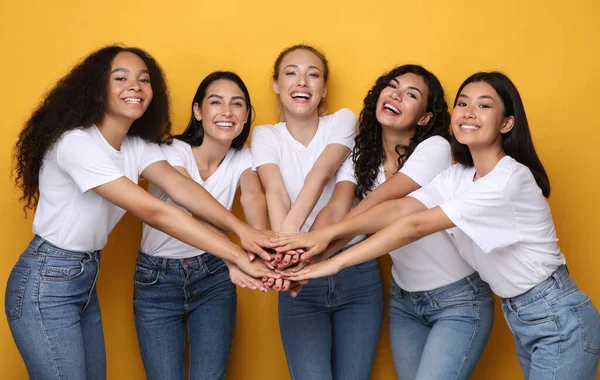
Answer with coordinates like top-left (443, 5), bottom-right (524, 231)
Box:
top-left (232, 228), bottom-right (338, 297)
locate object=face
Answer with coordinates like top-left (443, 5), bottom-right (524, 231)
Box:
top-left (451, 81), bottom-right (514, 149)
top-left (193, 79), bottom-right (248, 145)
top-left (375, 72), bottom-right (432, 133)
top-left (273, 49), bottom-right (327, 117)
top-left (105, 51), bottom-right (153, 121)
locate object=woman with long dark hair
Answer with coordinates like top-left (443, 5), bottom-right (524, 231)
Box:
top-left (5, 46), bottom-right (277, 379)
top-left (276, 72), bottom-right (600, 379)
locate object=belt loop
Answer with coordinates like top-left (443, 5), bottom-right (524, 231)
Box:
top-left (397, 287), bottom-right (403, 299)
top-left (503, 297), bottom-right (516, 312)
top-left (161, 258), bottom-right (168, 276)
top-left (552, 270), bottom-right (564, 290)
top-left (31, 236), bottom-right (45, 255)
top-left (466, 275), bottom-right (478, 295)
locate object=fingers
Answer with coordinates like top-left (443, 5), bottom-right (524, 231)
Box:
top-left (300, 248), bottom-right (321, 261)
top-left (280, 267), bottom-right (313, 282)
top-left (273, 278), bottom-right (283, 291)
top-left (246, 251), bottom-right (255, 262)
top-left (251, 244), bottom-right (274, 261)
top-left (288, 282), bottom-right (303, 298)
top-left (281, 279), bottom-right (291, 291)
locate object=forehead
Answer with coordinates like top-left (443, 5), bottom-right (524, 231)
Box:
top-left (204, 79), bottom-right (245, 98)
top-left (280, 49), bottom-right (324, 69)
top-left (461, 81), bottom-right (497, 97)
top-left (392, 73), bottom-right (427, 88)
top-left (111, 51), bottom-right (148, 71)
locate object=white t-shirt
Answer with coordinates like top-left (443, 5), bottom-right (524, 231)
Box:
top-left (251, 108), bottom-right (357, 233)
top-left (140, 139), bottom-right (253, 258)
top-left (337, 136), bottom-right (475, 291)
top-left (410, 156), bottom-right (566, 298)
top-left (32, 125), bottom-right (166, 252)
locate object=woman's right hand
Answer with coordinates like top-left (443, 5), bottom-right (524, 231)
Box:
top-left (235, 254), bottom-right (280, 280)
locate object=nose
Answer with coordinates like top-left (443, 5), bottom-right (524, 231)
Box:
top-left (391, 90), bottom-right (402, 102)
top-left (222, 104), bottom-right (232, 116)
top-left (463, 104), bottom-right (476, 118)
top-left (128, 81), bottom-right (141, 92)
top-left (297, 74), bottom-right (307, 87)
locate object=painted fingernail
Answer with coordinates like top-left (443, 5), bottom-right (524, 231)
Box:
top-left (293, 258), bottom-right (298, 262)
top-left (282, 287), bottom-right (287, 290)
top-left (275, 286), bottom-right (280, 290)
top-left (283, 261), bottom-right (288, 265)
top-left (275, 257), bottom-right (281, 261)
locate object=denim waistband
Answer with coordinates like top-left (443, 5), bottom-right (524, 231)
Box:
top-left (392, 271), bottom-right (486, 299)
top-left (500, 265), bottom-right (570, 310)
top-left (137, 249), bottom-right (214, 270)
top-left (28, 235), bottom-right (101, 258)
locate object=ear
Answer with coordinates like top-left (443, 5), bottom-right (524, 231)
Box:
top-left (500, 116), bottom-right (515, 134)
top-left (193, 103), bottom-right (202, 121)
top-left (272, 80), bottom-right (280, 95)
top-left (417, 112), bottom-right (433, 126)
top-left (322, 85), bottom-right (327, 99)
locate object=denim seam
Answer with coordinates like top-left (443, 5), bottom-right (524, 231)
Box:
top-left (453, 316), bottom-right (479, 380)
top-left (82, 253), bottom-right (99, 314)
top-left (546, 296), bottom-right (560, 380)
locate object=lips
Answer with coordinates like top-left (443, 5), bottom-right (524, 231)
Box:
top-left (459, 124), bottom-right (480, 131)
top-left (215, 121), bottom-right (234, 128)
top-left (382, 102), bottom-right (401, 115)
top-left (290, 91), bottom-right (312, 102)
top-left (122, 97), bottom-right (143, 104)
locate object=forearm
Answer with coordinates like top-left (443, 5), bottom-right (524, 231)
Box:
top-left (241, 192), bottom-right (268, 230)
top-left (282, 171), bottom-right (329, 231)
top-left (265, 190), bottom-right (291, 232)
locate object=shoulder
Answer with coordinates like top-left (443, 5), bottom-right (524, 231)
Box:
top-left (321, 108), bottom-right (357, 127)
top-left (495, 157), bottom-right (541, 198)
top-left (416, 135), bottom-right (451, 150)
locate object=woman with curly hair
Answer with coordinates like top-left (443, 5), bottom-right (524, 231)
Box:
top-left (5, 46), bottom-right (277, 380)
top-left (276, 65), bottom-right (494, 379)
top-left (251, 44), bottom-right (383, 380)
top-left (277, 72), bottom-right (600, 379)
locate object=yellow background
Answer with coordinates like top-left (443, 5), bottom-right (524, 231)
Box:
top-left (1, 0), bottom-right (599, 378)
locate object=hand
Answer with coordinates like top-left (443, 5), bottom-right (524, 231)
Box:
top-left (237, 226), bottom-right (277, 261)
top-left (226, 263), bottom-right (268, 292)
top-left (272, 230), bottom-right (333, 261)
top-left (235, 254), bottom-right (280, 280)
top-left (261, 277), bottom-right (308, 298)
top-left (278, 257), bottom-right (343, 281)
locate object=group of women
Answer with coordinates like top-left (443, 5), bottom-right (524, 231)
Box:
top-left (5, 43), bottom-right (600, 380)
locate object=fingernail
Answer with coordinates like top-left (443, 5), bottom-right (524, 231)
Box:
top-left (293, 258), bottom-right (298, 262)
top-left (282, 287), bottom-right (287, 290)
top-left (275, 286), bottom-right (280, 290)
top-left (306, 259), bottom-right (311, 263)
top-left (283, 261), bottom-right (288, 265)
top-left (275, 257), bottom-right (281, 261)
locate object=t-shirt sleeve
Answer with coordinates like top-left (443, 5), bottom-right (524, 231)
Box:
top-left (138, 140), bottom-right (167, 177)
top-left (335, 155), bottom-right (357, 184)
top-left (250, 126), bottom-right (280, 168)
top-left (440, 178), bottom-right (520, 254)
top-left (325, 108), bottom-right (357, 149)
top-left (400, 136), bottom-right (452, 186)
top-left (160, 140), bottom-right (188, 168)
top-left (238, 146), bottom-right (255, 173)
top-left (408, 171), bottom-right (448, 209)
top-left (56, 131), bottom-right (124, 193)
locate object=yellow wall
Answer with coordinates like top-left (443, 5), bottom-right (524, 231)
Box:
top-left (1, 0), bottom-right (599, 378)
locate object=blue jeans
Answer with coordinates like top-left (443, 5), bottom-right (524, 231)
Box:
top-left (278, 251), bottom-right (384, 380)
top-left (388, 274), bottom-right (494, 380)
top-left (501, 265), bottom-right (600, 380)
top-left (5, 236), bottom-right (105, 380)
top-left (133, 250), bottom-right (236, 380)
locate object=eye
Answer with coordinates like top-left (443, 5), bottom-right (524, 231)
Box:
top-left (285, 71), bottom-right (296, 76)
top-left (456, 101), bottom-right (467, 107)
top-left (140, 78), bottom-right (151, 83)
top-left (478, 104), bottom-right (490, 109)
top-left (114, 77), bottom-right (126, 81)
top-left (309, 72), bottom-right (320, 78)
top-left (387, 83), bottom-right (397, 89)
top-left (407, 93), bottom-right (417, 99)
top-left (210, 100), bottom-right (221, 105)
top-left (232, 101), bottom-right (245, 107)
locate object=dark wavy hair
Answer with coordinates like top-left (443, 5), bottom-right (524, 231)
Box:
top-left (272, 44), bottom-right (329, 117)
top-left (451, 72), bottom-right (550, 197)
top-left (353, 64), bottom-right (450, 199)
top-left (13, 45), bottom-right (171, 212)
top-left (174, 71), bottom-right (253, 150)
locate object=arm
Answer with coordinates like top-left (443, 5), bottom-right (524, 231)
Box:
top-left (142, 160), bottom-right (274, 260)
top-left (280, 144), bottom-right (350, 233)
top-left (283, 206), bottom-right (455, 280)
top-left (93, 176), bottom-right (276, 280)
top-left (239, 168), bottom-right (268, 230)
top-left (274, 197), bottom-right (428, 259)
top-left (256, 164), bottom-right (291, 232)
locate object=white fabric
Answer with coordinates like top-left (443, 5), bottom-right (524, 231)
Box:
top-left (33, 125), bottom-right (165, 251)
top-left (410, 156), bottom-right (565, 298)
top-left (141, 140), bottom-right (253, 258)
top-left (338, 136), bottom-right (475, 291)
top-left (251, 108), bottom-right (357, 233)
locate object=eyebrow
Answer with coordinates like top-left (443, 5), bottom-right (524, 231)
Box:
top-left (458, 94), bottom-right (496, 102)
top-left (207, 94), bottom-right (246, 101)
top-left (110, 68), bottom-right (150, 74)
top-left (284, 64), bottom-right (322, 72)
top-left (391, 78), bottom-right (423, 96)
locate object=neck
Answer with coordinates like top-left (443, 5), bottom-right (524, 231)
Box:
top-left (381, 127), bottom-right (414, 166)
top-left (470, 142), bottom-right (506, 180)
top-left (282, 111), bottom-right (320, 147)
top-left (191, 136), bottom-right (231, 173)
top-left (96, 114), bottom-right (133, 150)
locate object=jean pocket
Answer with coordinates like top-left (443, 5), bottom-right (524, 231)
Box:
top-left (134, 265), bottom-right (160, 286)
top-left (571, 297), bottom-right (600, 354)
top-left (41, 257), bottom-right (85, 282)
top-left (5, 266), bottom-right (30, 321)
top-left (515, 297), bottom-right (556, 325)
top-left (203, 255), bottom-right (227, 275)
top-left (352, 259), bottom-right (379, 273)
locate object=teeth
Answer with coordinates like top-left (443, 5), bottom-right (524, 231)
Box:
top-left (291, 92), bottom-right (311, 99)
top-left (216, 122), bottom-right (233, 127)
top-left (384, 103), bottom-right (400, 114)
top-left (461, 124), bottom-right (479, 130)
top-left (124, 98), bottom-right (141, 103)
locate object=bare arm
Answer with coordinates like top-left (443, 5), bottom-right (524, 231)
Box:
top-left (280, 144), bottom-right (350, 233)
top-left (256, 163), bottom-right (291, 232)
top-left (92, 176), bottom-right (276, 279)
top-left (283, 207), bottom-right (455, 280)
top-left (142, 160), bottom-right (274, 260)
top-left (239, 169), bottom-right (268, 230)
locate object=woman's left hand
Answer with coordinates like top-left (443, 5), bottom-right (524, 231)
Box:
top-left (277, 258), bottom-right (342, 281)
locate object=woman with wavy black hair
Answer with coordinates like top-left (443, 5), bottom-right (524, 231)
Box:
top-left (286, 64), bottom-right (494, 379)
top-left (5, 46), bottom-right (277, 380)
top-left (277, 72), bottom-right (600, 380)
